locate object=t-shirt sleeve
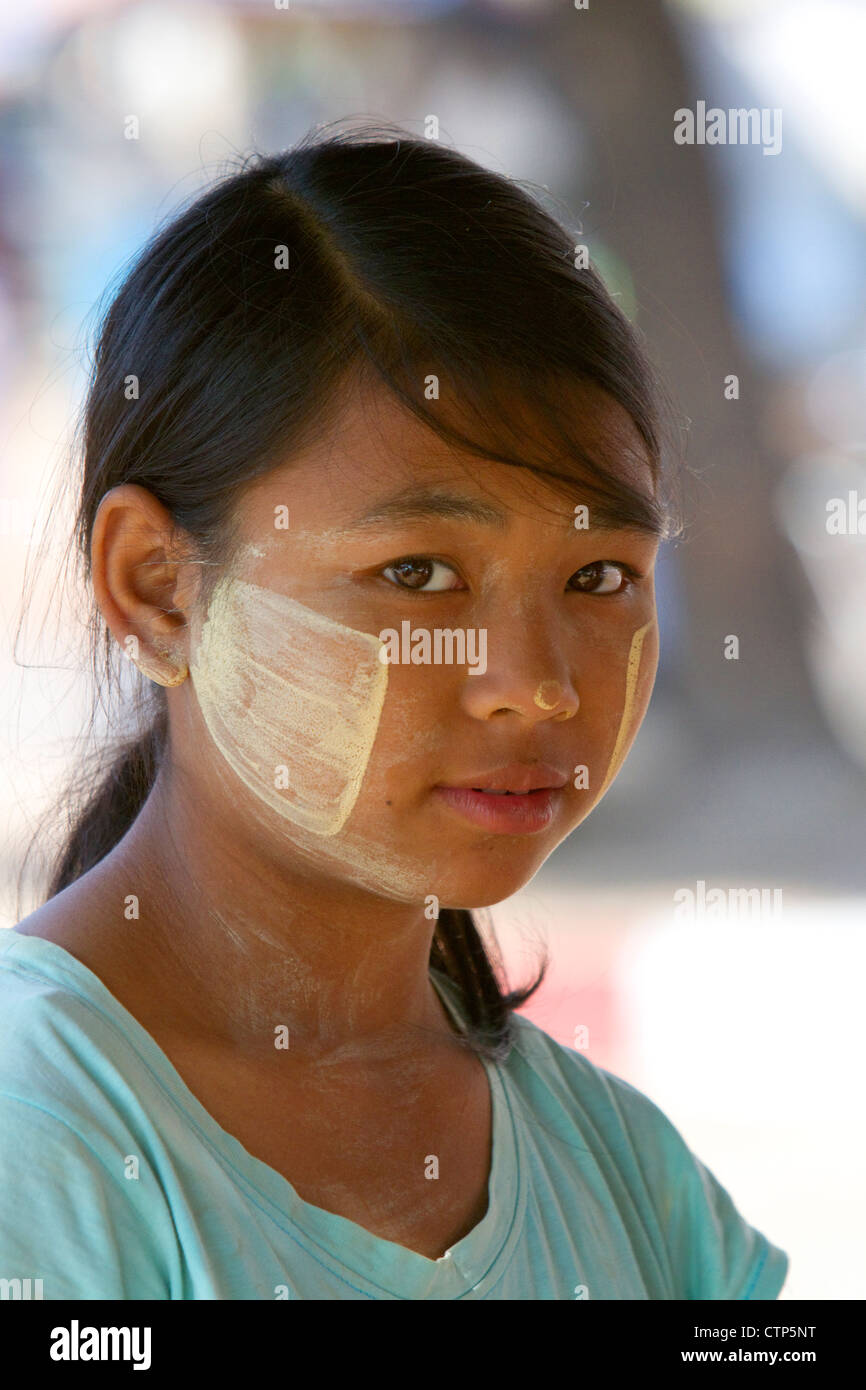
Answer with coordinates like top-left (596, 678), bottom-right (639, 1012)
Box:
top-left (0, 1094), bottom-right (171, 1300)
top-left (670, 1147), bottom-right (789, 1300)
top-left (596, 1067), bottom-right (789, 1300)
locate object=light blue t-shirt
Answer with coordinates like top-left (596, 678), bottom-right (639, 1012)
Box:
top-left (0, 930), bottom-right (788, 1300)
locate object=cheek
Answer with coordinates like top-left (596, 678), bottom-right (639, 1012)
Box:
top-left (341, 662), bottom-right (449, 806)
top-left (595, 619), bottom-right (658, 799)
top-left (189, 576), bottom-right (388, 836)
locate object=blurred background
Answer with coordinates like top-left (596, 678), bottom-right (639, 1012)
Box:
top-left (1, 0), bottom-right (864, 1298)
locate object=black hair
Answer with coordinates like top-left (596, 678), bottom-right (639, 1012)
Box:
top-left (21, 118), bottom-right (682, 1063)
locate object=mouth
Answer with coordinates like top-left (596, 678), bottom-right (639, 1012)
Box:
top-left (467, 789), bottom-right (547, 800)
top-left (441, 762), bottom-right (569, 795)
top-left (431, 764), bottom-right (568, 834)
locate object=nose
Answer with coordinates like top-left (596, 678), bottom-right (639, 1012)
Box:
top-left (457, 610), bottom-right (580, 723)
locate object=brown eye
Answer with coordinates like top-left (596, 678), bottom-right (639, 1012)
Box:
top-left (381, 556), bottom-right (462, 592)
top-left (569, 561), bottom-right (629, 595)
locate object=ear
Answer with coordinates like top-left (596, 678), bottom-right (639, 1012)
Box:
top-left (91, 483), bottom-right (199, 687)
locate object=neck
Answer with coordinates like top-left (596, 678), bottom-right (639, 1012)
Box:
top-left (83, 770), bottom-right (458, 1066)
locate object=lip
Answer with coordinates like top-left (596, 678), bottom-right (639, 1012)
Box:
top-left (431, 785), bottom-right (563, 834)
top-left (431, 764), bottom-right (569, 836)
top-left (439, 763), bottom-right (569, 794)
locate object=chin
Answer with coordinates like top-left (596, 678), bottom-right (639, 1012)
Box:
top-left (438, 858), bottom-right (551, 912)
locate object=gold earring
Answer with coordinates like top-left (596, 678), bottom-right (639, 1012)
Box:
top-left (154, 661), bottom-right (189, 688)
top-left (133, 650), bottom-right (189, 687)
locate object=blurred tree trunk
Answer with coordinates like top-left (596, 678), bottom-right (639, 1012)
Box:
top-left (459, 0), bottom-right (817, 746)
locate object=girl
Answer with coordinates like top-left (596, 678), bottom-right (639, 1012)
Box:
top-left (1, 123), bottom-right (788, 1300)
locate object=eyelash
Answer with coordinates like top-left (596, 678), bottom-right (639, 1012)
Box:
top-left (378, 554), bottom-right (644, 596)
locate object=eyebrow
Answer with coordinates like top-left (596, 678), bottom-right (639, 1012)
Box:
top-left (343, 485), bottom-right (663, 538)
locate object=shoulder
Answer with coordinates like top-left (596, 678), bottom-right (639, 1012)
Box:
top-left (508, 1011), bottom-right (678, 1128)
top-left (505, 1009), bottom-right (789, 1300)
top-left (0, 928), bottom-right (178, 1297)
top-left (0, 927), bottom-right (131, 1097)
top-left (0, 925), bottom-right (162, 1160)
top-left (505, 1005), bottom-right (684, 1153)
top-left (434, 965), bottom-right (679, 1151)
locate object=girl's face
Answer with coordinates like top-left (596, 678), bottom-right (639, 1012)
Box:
top-left (180, 379), bottom-right (661, 910)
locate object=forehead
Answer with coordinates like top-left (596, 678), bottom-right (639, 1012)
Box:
top-left (241, 369), bottom-right (656, 530)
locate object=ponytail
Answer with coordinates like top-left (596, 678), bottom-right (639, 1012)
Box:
top-left (432, 907), bottom-right (549, 1062)
top-left (45, 708), bottom-right (167, 900)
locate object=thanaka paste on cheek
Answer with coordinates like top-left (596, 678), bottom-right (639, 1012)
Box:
top-left (596, 619), bottom-right (655, 798)
top-left (182, 539), bottom-right (454, 903)
top-left (189, 575), bottom-right (388, 836)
